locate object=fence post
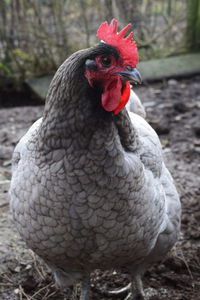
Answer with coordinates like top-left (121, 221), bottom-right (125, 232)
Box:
top-left (187, 0), bottom-right (200, 50)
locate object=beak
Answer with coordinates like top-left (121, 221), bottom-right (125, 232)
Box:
top-left (117, 68), bottom-right (142, 85)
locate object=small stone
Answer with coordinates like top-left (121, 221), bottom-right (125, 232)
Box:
top-left (153, 89), bottom-right (162, 94)
top-left (14, 288), bottom-right (20, 294)
top-left (2, 160), bottom-right (12, 167)
top-left (168, 79), bottom-right (178, 86)
top-left (180, 83), bottom-right (186, 88)
top-left (144, 101), bottom-right (156, 108)
top-left (150, 119), bottom-right (160, 124)
top-left (184, 124), bottom-right (191, 129)
top-left (158, 103), bottom-right (173, 109)
top-left (165, 103), bottom-right (173, 108)
top-left (161, 139), bottom-right (169, 147)
top-left (185, 102), bottom-right (197, 109)
top-left (194, 146), bottom-right (200, 153)
top-left (174, 115), bottom-right (182, 121)
top-left (197, 100), bottom-right (200, 108)
top-left (14, 266), bottom-right (21, 272)
top-left (194, 139), bottom-right (200, 146)
top-left (25, 264), bottom-right (32, 270)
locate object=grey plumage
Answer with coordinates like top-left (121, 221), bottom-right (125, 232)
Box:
top-left (10, 43), bottom-right (181, 299)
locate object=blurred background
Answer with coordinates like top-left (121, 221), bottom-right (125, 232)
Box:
top-left (0, 1), bottom-right (200, 300)
top-left (0, 0), bottom-right (199, 80)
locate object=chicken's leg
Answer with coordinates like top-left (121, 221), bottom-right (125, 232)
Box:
top-left (80, 277), bottom-right (90, 300)
top-left (124, 275), bottom-right (145, 300)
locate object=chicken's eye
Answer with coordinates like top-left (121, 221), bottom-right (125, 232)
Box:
top-left (101, 56), bottom-right (111, 67)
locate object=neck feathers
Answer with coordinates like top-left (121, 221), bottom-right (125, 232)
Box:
top-left (37, 47), bottom-right (137, 154)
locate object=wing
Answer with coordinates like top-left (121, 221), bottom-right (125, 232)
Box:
top-left (11, 118), bottom-right (42, 172)
top-left (10, 118), bottom-right (42, 222)
top-left (128, 112), bottom-right (181, 262)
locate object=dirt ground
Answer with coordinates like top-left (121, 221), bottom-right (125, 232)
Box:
top-left (0, 76), bottom-right (200, 300)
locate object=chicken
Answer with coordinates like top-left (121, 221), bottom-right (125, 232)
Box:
top-left (127, 89), bottom-right (146, 119)
top-left (9, 19), bottom-right (181, 300)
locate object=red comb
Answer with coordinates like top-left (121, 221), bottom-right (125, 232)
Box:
top-left (96, 19), bottom-right (138, 67)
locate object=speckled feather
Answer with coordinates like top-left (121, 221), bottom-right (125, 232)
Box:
top-left (10, 43), bottom-right (181, 289)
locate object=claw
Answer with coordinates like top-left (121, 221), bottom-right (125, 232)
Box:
top-left (102, 282), bottom-right (131, 297)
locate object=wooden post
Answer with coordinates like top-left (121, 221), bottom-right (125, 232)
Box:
top-left (187, 0), bottom-right (200, 50)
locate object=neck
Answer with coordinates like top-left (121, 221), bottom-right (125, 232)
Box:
top-left (37, 53), bottom-right (116, 153)
top-left (37, 48), bottom-right (138, 155)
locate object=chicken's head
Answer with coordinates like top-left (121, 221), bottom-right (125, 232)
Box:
top-left (84, 19), bottom-right (141, 114)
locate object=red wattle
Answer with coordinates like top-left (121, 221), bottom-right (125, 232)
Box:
top-left (102, 77), bottom-right (122, 112)
top-left (114, 81), bottom-right (131, 114)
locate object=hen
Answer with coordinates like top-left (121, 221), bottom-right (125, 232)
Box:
top-left (10, 19), bottom-right (181, 300)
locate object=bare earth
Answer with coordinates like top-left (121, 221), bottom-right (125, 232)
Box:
top-left (0, 76), bottom-right (200, 300)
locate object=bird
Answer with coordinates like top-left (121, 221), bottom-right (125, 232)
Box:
top-left (126, 89), bottom-right (146, 119)
top-left (9, 19), bottom-right (181, 300)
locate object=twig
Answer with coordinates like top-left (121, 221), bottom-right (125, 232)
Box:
top-left (31, 282), bottom-right (52, 299)
top-left (0, 273), bottom-right (15, 284)
top-left (178, 250), bottom-right (194, 281)
top-left (138, 16), bottom-right (185, 48)
top-left (0, 202), bottom-right (9, 208)
top-left (19, 284), bottom-right (33, 300)
top-left (19, 287), bottom-right (23, 300)
top-left (0, 282), bottom-right (13, 286)
top-left (31, 253), bottom-right (46, 280)
top-left (44, 290), bottom-right (57, 300)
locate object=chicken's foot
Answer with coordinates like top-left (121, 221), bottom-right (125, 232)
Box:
top-left (101, 282), bottom-right (131, 297)
top-left (100, 275), bottom-right (145, 300)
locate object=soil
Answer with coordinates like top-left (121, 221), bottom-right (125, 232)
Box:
top-left (0, 76), bottom-right (200, 300)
